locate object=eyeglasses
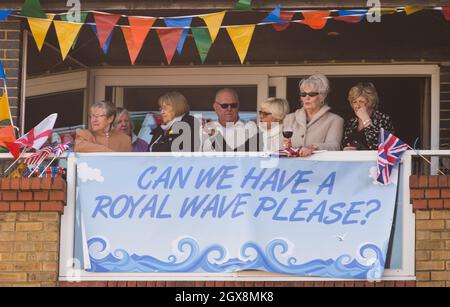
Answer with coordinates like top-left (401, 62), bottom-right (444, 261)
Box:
top-left (259, 111), bottom-right (272, 117)
top-left (89, 114), bottom-right (107, 119)
top-left (216, 102), bottom-right (239, 109)
top-left (300, 92), bottom-right (319, 98)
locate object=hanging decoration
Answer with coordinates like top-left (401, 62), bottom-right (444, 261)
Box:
top-left (1, 2), bottom-right (448, 65)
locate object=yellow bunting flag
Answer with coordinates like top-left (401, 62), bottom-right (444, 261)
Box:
top-left (27, 14), bottom-right (55, 51)
top-left (53, 20), bottom-right (83, 60)
top-left (200, 11), bottom-right (226, 43)
top-left (226, 25), bottom-right (255, 64)
top-left (405, 5), bottom-right (423, 15)
top-left (0, 91), bottom-right (11, 122)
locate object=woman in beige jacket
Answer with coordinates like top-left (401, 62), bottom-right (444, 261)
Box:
top-left (283, 74), bottom-right (344, 157)
top-left (75, 101), bottom-right (131, 153)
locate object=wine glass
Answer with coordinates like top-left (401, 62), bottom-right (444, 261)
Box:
top-left (282, 130), bottom-right (293, 139)
top-left (282, 128), bottom-right (293, 148)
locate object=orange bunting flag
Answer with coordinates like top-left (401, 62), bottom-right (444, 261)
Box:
top-left (200, 11), bottom-right (226, 43)
top-left (273, 11), bottom-right (295, 31)
top-left (93, 13), bottom-right (121, 49)
top-left (27, 14), bottom-right (55, 51)
top-left (122, 17), bottom-right (156, 65)
top-left (226, 25), bottom-right (255, 64)
top-left (405, 6), bottom-right (423, 15)
top-left (299, 11), bottom-right (330, 30)
top-left (0, 91), bottom-right (11, 122)
top-left (442, 6), bottom-right (450, 21)
top-left (53, 20), bottom-right (83, 60)
top-left (156, 28), bottom-right (184, 64)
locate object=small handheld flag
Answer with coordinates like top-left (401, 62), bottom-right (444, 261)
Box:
top-left (376, 128), bottom-right (408, 184)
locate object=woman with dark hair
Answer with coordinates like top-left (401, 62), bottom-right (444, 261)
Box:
top-left (75, 101), bottom-right (131, 152)
top-left (342, 82), bottom-right (394, 150)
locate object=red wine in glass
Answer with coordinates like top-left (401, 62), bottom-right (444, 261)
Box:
top-left (282, 131), bottom-right (293, 139)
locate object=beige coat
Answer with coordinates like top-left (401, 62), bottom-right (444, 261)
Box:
top-left (75, 129), bottom-right (132, 152)
top-left (283, 105), bottom-right (344, 151)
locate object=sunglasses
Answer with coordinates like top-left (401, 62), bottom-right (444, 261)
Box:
top-left (258, 111), bottom-right (272, 117)
top-left (300, 92), bottom-right (319, 98)
top-left (216, 102), bottom-right (239, 109)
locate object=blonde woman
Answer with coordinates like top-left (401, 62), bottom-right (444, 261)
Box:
top-left (148, 91), bottom-right (201, 152)
top-left (259, 97), bottom-right (290, 152)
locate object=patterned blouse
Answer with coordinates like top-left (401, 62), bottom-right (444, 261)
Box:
top-left (342, 110), bottom-right (395, 150)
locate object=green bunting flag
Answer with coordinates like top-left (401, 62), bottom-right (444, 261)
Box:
top-left (191, 28), bottom-right (212, 63)
top-left (234, 0), bottom-right (252, 11)
top-left (21, 0), bottom-right (46, 19)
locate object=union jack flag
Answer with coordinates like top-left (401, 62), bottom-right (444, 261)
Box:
top-left (52, 142), bottom-right (71, 157)
top-left (24, 146), bottom-right (53, 166)
top-left (377, 128), bottom-right (408, 184)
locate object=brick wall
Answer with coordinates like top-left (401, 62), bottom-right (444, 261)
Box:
top-left (0, 177), bottom-right (66, 287)
top-left (410, 175), bottom-right (450, 287)
top-left (0, 17), bottom-right (21, 126)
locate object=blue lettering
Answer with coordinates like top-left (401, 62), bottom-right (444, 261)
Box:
top-left (291, 171), bottom-right (313, 194)
top-left (323, 202), bottom-right (346, 224)
top-left (137, 166), bottom-right (157, 189)
top-left (109, 194), bottom-right (130, 218)
top-left (216, 166), bottom-right (237, 190)
top-left (273, 197), bottom-right (289, 221)
top-left (179, 194), bottom-right (210, 217)
top-left (316, 172), bottom-right (336, 195)
top-left (260, 169), bottom-right (280, 191)
top-left (343, 201), bottom-right (365, 225)
top-left (201, 194), bottom-right (221, 218)
top-left (156, 194), bottom-right (171, 218)
top-left (139, 195), bottom-right (159, 218)
top-left (92, 195), bottom-right (112, 218)
top-left (307, 200), bottom-right (326, 223)
top-left (152, 167), bottom-right (172, 189)
top-left (231, 193), bottom-right (250, 218)
top-left (254, 197), bottom-right (277, 217)
top-left (289, 199), bottom-right (312, 222)
top-left (169, 167), bottom-right (193, 189)
top-left (241, 167), bottom-right (266, 190)
top-left (128, 194), bottom-right (146, 218)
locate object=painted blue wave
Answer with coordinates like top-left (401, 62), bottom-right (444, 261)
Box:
top-left (86, 237), bottom-right (385, 279)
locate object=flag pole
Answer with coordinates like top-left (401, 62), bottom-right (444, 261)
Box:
top-left (28, 154), bottom-right (49, 178)
top-left (407, 145), bottom-right (446, 175)
top-left (2, 147), bottom-right (27, 176)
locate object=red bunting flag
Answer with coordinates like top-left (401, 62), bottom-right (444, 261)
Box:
top-left (156, 28), bottom-right (184, 64)
top-left (273, 11), bottom-right (295, 31)
top-left (93, 13), bottom-right (121, 49)
top-left (121, 17), bottom-right (155, 65)
top-left (299, 11), bottom-right (330, 30)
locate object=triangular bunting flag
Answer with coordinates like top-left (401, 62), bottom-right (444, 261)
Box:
top-left (442, 6), bottom-right (450, 21)
top-left (262, 4), bottom-right (286, 24)
top-left (21, 0), bottom-right (46, 19)
top-left (191, 28), bottom-right (212, 64)
top-left (200, 11), bottom-right (225, 43)
top-left (405, 6), bottom-right (423, 15)
top-left (334, 10), bottom-right (366, 23)
top-left (91, 24), bottom-right (113, 55)
top-left (156, 28), bottom-right (184, 64)
top-left (234, 0), bottom-right (252, 11)
top-left (0, 92), bottom-right (12, 122)
top-left (226, 25), bottom-right (255, 64)
top-left (60, 12), bottom-right (88, 50)
top-left (299, 11), bottom-right (330, 30)
top-left (123, 17), bottom-right (156, 64)
top-left (0, 10), bottom-right (14, 21)
top-left (128, 16), bottom-right (155, 46)
top-left (0, 126), bottom-right (16, 148)
top-left (164, 17), bottom-right (193, 55)
top-left (273, 11), bottom-right (295, 31)
top-left (27, 14), bottom-right (55, 51)
top-left (122, 27), bottom-right (139, 65)
top-left (0, 61), bottom-right (5, 79)
top-left (53, 21), bottom-right (83, 60)
top-left (93, 13), bottom-right (121, 49)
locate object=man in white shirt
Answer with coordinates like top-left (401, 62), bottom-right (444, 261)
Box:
top-left (202, 88), bottom-right (261, 152)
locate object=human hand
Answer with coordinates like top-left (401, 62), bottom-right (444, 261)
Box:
top-left (355, 106), bottom-right (371, 122)
top-left (283, 138), bottom-right (292, 147)
top-left (298, 146), bottom-right (314, 157)
top-left (343, 146), bottom-right (357, 151)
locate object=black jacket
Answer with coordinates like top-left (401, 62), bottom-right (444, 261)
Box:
top-left (148, 114), bottom-right (201, 152)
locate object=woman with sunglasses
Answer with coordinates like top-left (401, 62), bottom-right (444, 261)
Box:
top-left (259, 97), bottom-right (290, 152)
top-left (75, 101), bottom-right (132, 152)
top-left (342, 82), bottom-right (394, 151)
top-left (283, 74), bottom-right (344, 157)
